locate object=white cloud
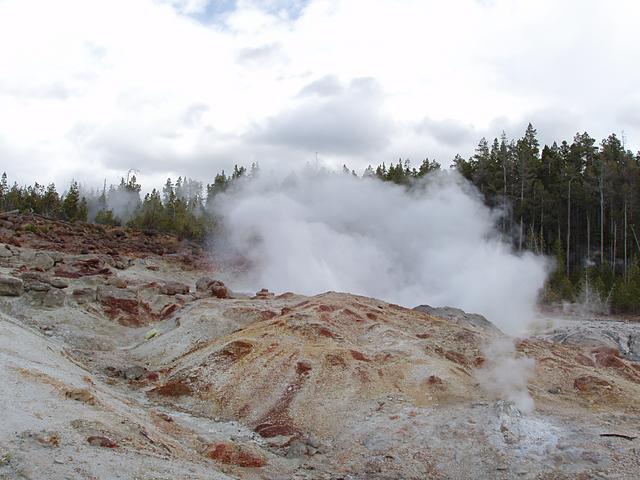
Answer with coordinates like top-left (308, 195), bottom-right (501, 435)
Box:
top-left (0, 0), bottom-right (639, 189)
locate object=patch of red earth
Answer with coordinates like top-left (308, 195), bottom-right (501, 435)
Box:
top-left (575, 353), bottom-right (596, 367)
top-left (253, 358), bottom-right (312, 439)
top-left (573, 375), bottom-right (612, 394)
top-left (218, 340), bottom-right (254, 361)
top-left (592, 347), bottom-right (625, 368)
top-left (341, 308), bottom-right (363, 322)
top-left (205, 443), bottom-right (266, 468)
top-left (318, 327), bottom-right (337, 338)
top-left (55, 258), bottom-right (112, 278)
top-left (100, 297), bottom-right (141, 326)
top-left (295, 361), bottom-right (312, 375)
top-left (87, 436), bottom-right (118, 448)
top-left (416, 333), bottom-right (430, 339)
top-left (366, 312), bottom-right (378, 321)
top-left (317, 304), bottom-right (338, 312)
top-left (149, 379), bottom-right (193, 397)
top-left (427, 375), bottom-right (443, 385)
top-left (350, 350), bottom-right (370, 362)
top-left (325, 353), bottom-right (347, 368)
top-left (473, 356), bottom-right (485, 367)
top-left (354, 366), bottom-right (370, 383)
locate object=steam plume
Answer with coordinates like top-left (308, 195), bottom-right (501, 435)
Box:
top-left (213, 170), bottom-right (548, 333)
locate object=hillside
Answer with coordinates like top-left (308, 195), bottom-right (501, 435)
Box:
top-left (1, 213), bottom-right (639, 479)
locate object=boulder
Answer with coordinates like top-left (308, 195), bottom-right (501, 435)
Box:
top-left (31, 252), bottom-right (55, 271)
top-left (254, 288), bottom-right (274, 299)
top-left (42, 289), bottom-right (66, 308)
top-left (196, 277), bottom-right (230, 299)
top-left (0, 244), bottom-right (12, 258)
top-left (0, 275), bottom-right (23, 296)
top-left (72, 287), bottom-right (96, 304)
top-left (25, 281), bottom-right (51, 292)
top-left (160, 281), bottom-right (190, 296)
top-left (46, 277), bottom-right (69, 289)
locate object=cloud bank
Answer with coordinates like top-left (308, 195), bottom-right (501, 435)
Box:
top-left (1, 0), bottom-right (640, 190)
top-left (213, 171), bottom-right (548, 333)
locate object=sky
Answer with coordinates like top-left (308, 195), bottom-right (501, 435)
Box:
top-left (1, 0), bottom-right (639, 190)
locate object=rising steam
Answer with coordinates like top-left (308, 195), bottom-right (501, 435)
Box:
top-left (213, 170), bottom-right (549, 333)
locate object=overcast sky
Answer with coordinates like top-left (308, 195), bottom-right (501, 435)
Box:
top-left (1, 0), bottom-right (639, 190)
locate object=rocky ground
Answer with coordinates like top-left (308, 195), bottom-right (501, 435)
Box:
top-left (1, 212), bottom-right (639, 479)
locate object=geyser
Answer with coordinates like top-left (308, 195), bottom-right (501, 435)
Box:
top-left (213, 170), bottom-right (548, 333)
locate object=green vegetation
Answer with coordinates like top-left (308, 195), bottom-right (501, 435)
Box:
top-left (449, 125), bottom-right (640, 313)
top-left (2, 126), bottom-right (640, 312)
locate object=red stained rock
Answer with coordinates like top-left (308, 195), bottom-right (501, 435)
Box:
top-left (87, 436), bottom-right (118, 448)
top-left (196, 277), bottom-right (230, 298)
top-left (205, 443), bottom-right (266, 467)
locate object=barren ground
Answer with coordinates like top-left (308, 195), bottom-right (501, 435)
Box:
top-left (1, 213), bottom-right (639, 479)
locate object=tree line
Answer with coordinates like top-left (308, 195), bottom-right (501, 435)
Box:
top-left (447, 124), bottom-right (640, 313)
top-left (2, 125), bottom-right (640, 312)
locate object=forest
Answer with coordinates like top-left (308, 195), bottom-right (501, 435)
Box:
top-left (2, 124), bottom-right (640, 313)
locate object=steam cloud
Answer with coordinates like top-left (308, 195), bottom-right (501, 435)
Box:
top-left (213, 170), bottom-right (548, 333)
top-left (475, 338), bottom-right (536, 413)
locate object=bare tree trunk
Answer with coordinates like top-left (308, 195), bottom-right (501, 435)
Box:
top-left (624, 200), bottom-right (628, 283)
top-left (567, 179), bottom-right (572, 276)
top-left (600, 173), bottom-right (604, 267)
top-left (612, 221), bottom-right (617, 275)
top-left (587, 214), bottom-right (591, 262)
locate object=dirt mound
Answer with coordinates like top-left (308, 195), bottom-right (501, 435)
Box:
top-left (0, 212), bottom-right (203, 262)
